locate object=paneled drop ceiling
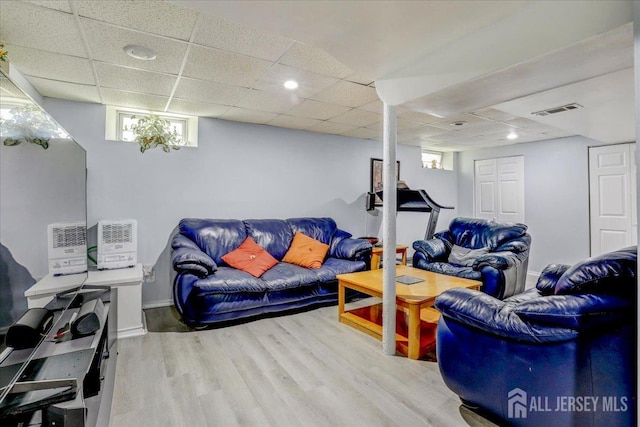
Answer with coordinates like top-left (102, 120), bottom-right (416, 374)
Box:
top-left (0, 1), bottom-right (634, 151)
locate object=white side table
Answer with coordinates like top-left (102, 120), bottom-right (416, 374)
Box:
top-left (25, 264), bottom-right (146, 339)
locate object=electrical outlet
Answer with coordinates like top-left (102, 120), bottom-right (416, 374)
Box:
top-left (142, 265), bottom-right (155, 282)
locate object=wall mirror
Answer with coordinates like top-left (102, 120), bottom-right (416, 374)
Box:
top-left (0, 68), bottom-right (88, 408)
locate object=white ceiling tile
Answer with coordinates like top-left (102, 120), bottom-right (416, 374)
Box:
top-left (194, 13), bottom-right (294, 61)
top-left (307, 121), bottom-right (358, 135)
top-left (398, 125), bottom-right (449, 140)
top-left (285, 99), bottom-right (350, 120)
top-left (0, 1), bottom-right (85, 57)
top-left (329, 109), bottom-right (382, 127)
top-left (23, 1), bottom-right (72, 13)
top-left (221, 107), bottom-right (278, 124)
top-left (252, 64), bottom-right (338, 98)
top-left (27, 77), bottom-right (101, 103)
top-left (278, 43), bottom-right (352, 79)
top-left (430, 114), bottom-right (501, 131)
top-left (5, 44), bottom-right (94, 84)
top-left (183, 45), bottom-right (272, 87)
top-left (234, 89), bottom-right (302, 113)
top-left (469, 107), bottom-right (518, 122)
top-left (167, 99), bottom-right (230, 118)
top-left (174, 77), bottom-right (251, 106)
top-left (96, 63), bottom-right (176, 97)
top-left (345, 72), bottom-right (375, 85)
top-left (341, 127), bottom-right (382, 140)
top-left (359, 100), bottom-right (383, 113)
top-left (101, 88), bottom-right (168, 111)
top-left (266, 114), bottom-right (322, 130)
top-left (76, 0), bottom-right (197, 41)
top-left (81, 18), bottom-right (187, 75)
top-left (311, 81), bottom-right (379, 107)
top-left (397, 109), bottom-right (443, 124)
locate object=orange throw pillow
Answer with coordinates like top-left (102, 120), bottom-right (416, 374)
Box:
top-left (221, 237), bottom-right (278, 278)
top-left (282, 232), bottom-right (330, 269)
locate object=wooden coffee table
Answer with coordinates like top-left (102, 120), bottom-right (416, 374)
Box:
top-left (337, 265), bottom-right (481, 360)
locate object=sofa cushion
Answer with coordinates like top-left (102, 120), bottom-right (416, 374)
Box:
top-left (243, 219), bottom-right (293, 260)
top-left (286, 217), bottom-right (337, 245)
top-left (192, 267), bottom-right (268, 293)
top-left (179, 218), bottom-right (246, 264)
top-left (261, 262), bottom-right (320, 291)
top-left (448, 244), bottom-right (489, 267)
top-left (282, 232), bottom-right (330, 269)
top-left (418, 262), bottom-right (482, 281)
top-left (554, 246), bottom-right (637, 297)
top-left (221, 237), bottom-right (278, 278)
top-left (314, 257), bottom-right (368, 282)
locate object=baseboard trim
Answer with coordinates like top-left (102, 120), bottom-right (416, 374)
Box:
top-left (526, 270), bottom-right (541, 289)
top-left (142, 299), bottom-right (173, 309)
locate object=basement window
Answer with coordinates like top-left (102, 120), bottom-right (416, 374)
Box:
top-left (105, 106), bottom-right (198, 147)
top-left (421, 150), bottom-right (443, 169)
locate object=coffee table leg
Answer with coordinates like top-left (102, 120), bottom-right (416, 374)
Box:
top-left (338, 281), bottom-right (345, 318)
top-left (408, 304), bottom-right (420, 360)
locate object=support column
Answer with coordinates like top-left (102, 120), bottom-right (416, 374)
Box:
top-left (382, 102), bottom-right (397, 356)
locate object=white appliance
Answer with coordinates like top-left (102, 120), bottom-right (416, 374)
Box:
top-left (48, 222), bottom-right (88, 276)
top-left (97, 219), bottom-right (137, 270)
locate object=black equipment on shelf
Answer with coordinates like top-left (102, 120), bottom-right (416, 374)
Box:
top-left (367, 187), bottom-right (454, 240)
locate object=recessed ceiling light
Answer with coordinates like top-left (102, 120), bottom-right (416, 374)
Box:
top-left (507, 132), bottom-right (518, 140)
top-left (284, 80), bottom-right (299, 90)
top-left (450, 121), bottom-right (467, 127)
top-left (123, 44), bottom-right (157, 61)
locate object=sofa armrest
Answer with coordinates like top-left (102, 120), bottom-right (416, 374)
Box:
top-left (171, 234), bottom-right (217, 277)
top-left (413, 238), bottom-right (448, 262)
top-left (332, 237), bottom-right (372, 260)
top-left (513, 294), bottom-right (633, 330)
top-left (472, 250), bottom-right (525, 271)
top-left (435, 288), bottom-right (578, 343)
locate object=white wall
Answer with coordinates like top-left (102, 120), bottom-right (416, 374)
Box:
top-left (457, 136), bottom-right (611, 273)
top-left (43, 98), bottom-right (458, 306)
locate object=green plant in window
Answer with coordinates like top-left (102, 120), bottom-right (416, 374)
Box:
top-left (0, 104), bottom-right (60, 149)
top-left (126, 114), bottom-right (184, 153)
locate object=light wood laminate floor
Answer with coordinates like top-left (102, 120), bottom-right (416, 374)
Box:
top-left (109, 303), bottom-right (497, 427)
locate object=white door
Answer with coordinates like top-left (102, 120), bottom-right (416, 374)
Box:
top-left (589, 143), bottom-right (637, 256)
top-left (475, 156), bottom-right (525, 223)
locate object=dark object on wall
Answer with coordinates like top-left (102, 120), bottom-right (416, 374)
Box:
top-left (6, 308), bottom-right (53, 349)
top-left (369, 158), bottom-right (400, 206)
top-left (70, 298), bottom-right (104, 337)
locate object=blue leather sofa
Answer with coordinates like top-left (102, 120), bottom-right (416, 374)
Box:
top-left (413, 217), bottom-right (531, 299)
top-left (435, 246), bottom-right (637, 427)
top-left (171, 217), bottom-right (372, 327)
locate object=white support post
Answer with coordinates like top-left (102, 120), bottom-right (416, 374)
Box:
top-left (382, 102), bottom-right (397, 356)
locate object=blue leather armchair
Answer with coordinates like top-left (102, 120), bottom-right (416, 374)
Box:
top-left (435, 246), bottom-right (637, 427)
top-left (412, 217), bottom-right (531, 299)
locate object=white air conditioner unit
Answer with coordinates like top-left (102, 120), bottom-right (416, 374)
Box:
top-left (48, 222), bottom-right (88, 276)
top-left (97, 219), bottom-right (137, 270)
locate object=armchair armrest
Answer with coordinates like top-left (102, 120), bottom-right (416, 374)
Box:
top-left (171, 234), bottom-right (217, 277)
top-left (535, 264), bottom-right (571, 295)
top-left (435, 288), bottom-right (578, 343)
top-left (332, 237), bottom-right (372, 260)
top-left (472, 250), bottom-right (525, 270)
top-left (412, 238), bottom-right (448, 262)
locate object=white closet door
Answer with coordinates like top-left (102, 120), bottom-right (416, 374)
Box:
top-left (475, 159), bottom-right (498, 219)
top-left (474, 156), bottom-right (525, 223)
top-left (589, 143), bottom-right (635, 256)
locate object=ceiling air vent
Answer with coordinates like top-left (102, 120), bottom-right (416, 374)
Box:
top-left (532, 103), bottom-right (583, 117)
